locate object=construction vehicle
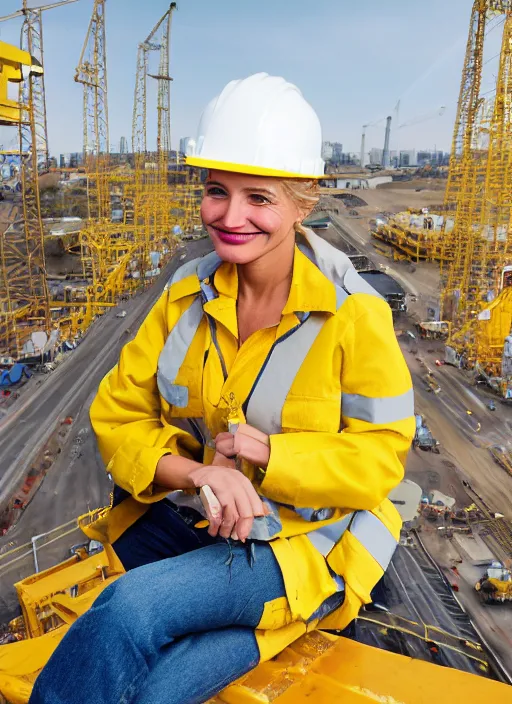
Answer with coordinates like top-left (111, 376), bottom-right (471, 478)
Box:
top-left (475, 562), bottom-right (512, 604)
top-left (488, 445), bottom-right (512, 476)
top-left (413, 414), bottom-right (440, 453)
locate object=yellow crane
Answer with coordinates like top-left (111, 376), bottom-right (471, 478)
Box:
top-left (439, 1), bottom-right (512, 392)
top-left (74, 0), bottom-right (109, 221)
top-left (0, 1), bottom-right (78, 357)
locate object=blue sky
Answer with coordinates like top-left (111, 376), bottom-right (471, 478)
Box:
top-left (0, 0), bottom-right (498, 157)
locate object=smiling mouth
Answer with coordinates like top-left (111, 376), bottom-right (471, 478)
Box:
top-left (211, 226), bottom-right (264, 236)
top-left (210, 226), bottom-right (266, 245)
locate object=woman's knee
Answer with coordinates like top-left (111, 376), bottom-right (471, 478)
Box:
top-left (90, 570), bottom-right (150, 636)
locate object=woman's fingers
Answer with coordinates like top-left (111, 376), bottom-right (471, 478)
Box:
top-left (214, 432), bottom-right (236, 458)
top-left (199, 486), bottom-right (222, 537)
top-left (218, 502), bottom-right (239, 540)
top-left (232, 484), bottom-right (256, 542)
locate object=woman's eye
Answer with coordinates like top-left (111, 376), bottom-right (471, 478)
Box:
top-left (249, 194), bottom-right (270, 205)
top-left (205, 186), bottom-right (227, 198)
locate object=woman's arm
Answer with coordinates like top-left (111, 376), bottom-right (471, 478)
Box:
top-left (90, 291), bottom-right (203, 503)
top-left (223, 296), bottom-right (415, 512)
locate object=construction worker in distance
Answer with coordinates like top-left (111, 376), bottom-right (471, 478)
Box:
top-left (29, 73), bottom-right (415, 704)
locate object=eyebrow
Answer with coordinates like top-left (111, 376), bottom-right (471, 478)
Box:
top-left (205, 180), bottom-right (277, 198)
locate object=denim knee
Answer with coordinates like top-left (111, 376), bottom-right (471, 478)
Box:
top-left (90, 571), bottom-right (150, 641)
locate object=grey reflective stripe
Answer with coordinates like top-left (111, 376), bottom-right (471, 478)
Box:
top-left (157, 297), bottom-right (204, 407)
top-left (307, 513), bottom-right (353, 556)
top-left (342, 388), bottom-right (414, 425)
top-left (167, 257), bottom-right (201, 286)
top-left (245, 315), bottom-right (325, 435)
top-left (342, 266), bottom-right (383, 299)
top-left (307, 510), bottom-right (397, 568)
top-left (197, 251), bottom-right (222, 281)
top-left (350, 510), bottom-right (397, 571)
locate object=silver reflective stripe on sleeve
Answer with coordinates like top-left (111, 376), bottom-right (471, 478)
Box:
top-left (157, 297), bottom-right (204, 407)
top-left (350, 510), bottom-right (397, 570)
top-left (342, 388), bottom-right (415, 425)
top-left (307, 510), bottom-right (397, 568)
top-left (307, 513), bottom-right (353, 556)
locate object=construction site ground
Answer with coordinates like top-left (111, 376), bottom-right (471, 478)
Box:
top-left (1, 189), bottom-right (512, 678)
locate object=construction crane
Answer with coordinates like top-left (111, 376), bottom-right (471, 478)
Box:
top-left (0, 2), bottom-right (77, 357)
top-left (360, 117), bottom-right (386, 168)
top-left (132, 3), bottom-right (176, 162)
top-left (439, 1), bottom-right (512, 393)
top-left (0, 1), bottom-right (78, 168)
top-left (75, 0), bottom-right (109, 160)
top-left (75, 0), bottom-right (109, 222)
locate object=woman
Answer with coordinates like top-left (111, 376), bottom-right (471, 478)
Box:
top-left (30, 73), bottom-right (414, 704)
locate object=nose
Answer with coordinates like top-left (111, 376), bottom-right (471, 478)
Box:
top-left (219, 195), bottom-right (247, 230)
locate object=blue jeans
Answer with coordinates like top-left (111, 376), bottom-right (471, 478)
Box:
top-left (29, 500), bottom-right (288, 704)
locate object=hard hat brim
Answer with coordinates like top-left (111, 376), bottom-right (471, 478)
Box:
top-left (185, 155), bottom-right (322, 179)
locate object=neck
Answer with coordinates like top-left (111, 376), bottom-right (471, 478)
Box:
top-left (237, 233), bottom-right (295, 300)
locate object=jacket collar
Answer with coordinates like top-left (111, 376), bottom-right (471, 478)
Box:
top-left (170, 247), bottom-right (337, 313)
top-left (168, 245), bottom-right (337, 339)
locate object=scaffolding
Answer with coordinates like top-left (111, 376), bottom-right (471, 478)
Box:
top-left (439, 1), bottom-right (512, 389)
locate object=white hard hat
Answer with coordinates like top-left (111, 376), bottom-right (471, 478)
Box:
top-left (186, 73), bottom-right (324, 179)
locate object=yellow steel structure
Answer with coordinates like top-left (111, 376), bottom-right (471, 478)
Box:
top-left (0, 542), bottom-right (510, 703)
top-left (0, 38), bottom-right (48, 357)
top-left (0, 3), bottom-right (78, 357)
top-left (439, 1), bottom-right (512, 390)
top-left (371, 210), bottom-right (448, 263)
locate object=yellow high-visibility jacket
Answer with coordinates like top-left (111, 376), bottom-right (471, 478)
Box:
top-left (86, 244), bottom-right (415, 661)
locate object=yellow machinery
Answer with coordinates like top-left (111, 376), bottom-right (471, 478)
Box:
top-left (475, 562), bottom-right (512, 604)
top-left (371, 209), bottom-right (448, 263)
top-left (438, 1), bottom-right (512, 392)
top-left (0, 539), bottom-right (510, 703)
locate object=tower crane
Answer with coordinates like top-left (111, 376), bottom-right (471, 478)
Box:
top-left (439, 0), bottom-right (512, 389)
top-left (75, 0), bottom-right (109, 220)
top-left (0, 1), bottom-right (78, 169)
top-left (0, 1), bottom-right (78, 357)
top-left (132, 3), bottom-right (176, 165)
top-left (360, 117), bottom-right (386, 168)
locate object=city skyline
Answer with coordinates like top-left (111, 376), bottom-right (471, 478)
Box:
top-left (0, 0), bottom-right (494, 156)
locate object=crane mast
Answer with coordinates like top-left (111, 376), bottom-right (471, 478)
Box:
top-left (75, 0), bottom-right (109, 221)
top-left (0, 0), bottom-right (77, 357)
top-left (439, 0), bottom-right (512, 384)
top-left (133, 3), bottom-right (176, 163)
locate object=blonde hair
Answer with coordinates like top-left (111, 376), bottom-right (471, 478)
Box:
top-left (280, 179), bottom-right (320, 236)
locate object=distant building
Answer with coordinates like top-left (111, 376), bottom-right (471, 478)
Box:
top-left (179, 136), bottom-right (195, 156)
top-left (321, 142), bottom-right (333, 161)
top-left (369, 148), bottom-right (383, 165)
top-left (416, 150), bottom-right (445, 166)
top-left (322, 141), bottom-right (343, 163)
top-left (119, 136), bottom-right (128, 154)
top-left (399, 149), bottom-right (417, 167)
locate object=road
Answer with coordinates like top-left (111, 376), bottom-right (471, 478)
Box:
top-left (0, 238), bottom-right (213, 621)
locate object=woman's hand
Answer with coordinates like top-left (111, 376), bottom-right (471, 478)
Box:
top-left (188, 464), bottom-right (266, 541)
top-left (215, 424), bottom-right (270, 469)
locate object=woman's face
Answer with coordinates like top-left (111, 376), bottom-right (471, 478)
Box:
top-left (201, 170), bottom-right (300, 264)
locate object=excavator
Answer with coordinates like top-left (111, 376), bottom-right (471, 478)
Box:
top-left (0, 39), bottom-right (511, 704)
